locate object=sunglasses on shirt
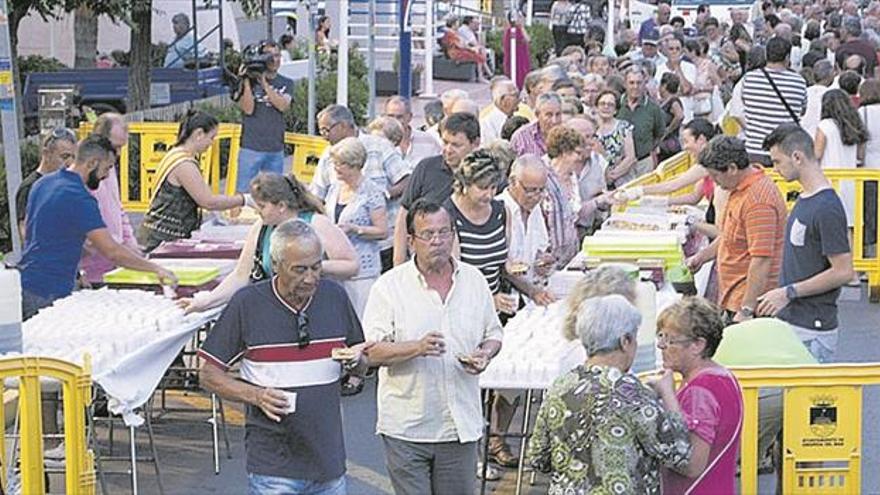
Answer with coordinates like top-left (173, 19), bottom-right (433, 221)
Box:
top-left (296, 313), bottom-right (311, 349)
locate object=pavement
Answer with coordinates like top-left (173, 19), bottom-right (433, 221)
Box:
top-left (64, 283), bottom-right (879, 495)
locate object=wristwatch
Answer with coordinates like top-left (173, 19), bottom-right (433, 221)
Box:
top-left (785, 284), bottom-right (798, 300)
top-left (740, 306), bottom-right (755, 318)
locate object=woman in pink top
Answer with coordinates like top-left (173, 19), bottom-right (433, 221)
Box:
top-left (650, 297), bottom-right (744, 495)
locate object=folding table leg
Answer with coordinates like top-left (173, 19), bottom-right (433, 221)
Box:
top-left (514, 389), bottom-right (534, 495)
top-left (479, 389), bottom-right (493, 495)
top-left (129, 426), bottom-right (138, 495)
top-left (145, 404), bottom-right (165, 495)
top-left (211, 394), bottom-right (220, 474)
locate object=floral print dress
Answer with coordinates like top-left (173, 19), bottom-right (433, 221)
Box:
top-left (597, 119), bottom-right (634, 186)
top-left (528, 365), bottom-right (692, 495)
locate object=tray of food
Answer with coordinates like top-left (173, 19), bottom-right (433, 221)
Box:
top-left (103, 266), bottom-right (221, 287)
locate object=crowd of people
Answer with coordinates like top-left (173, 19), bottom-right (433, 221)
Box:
top-left (10, 0), bottom-right (878, 492)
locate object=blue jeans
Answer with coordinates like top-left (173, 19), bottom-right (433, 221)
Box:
top-left (236, 148), bottom-right (285, 192)
top-left (790, 324), bottom-right (838, 364)
top-left (247, 473), bottom-right (346, 495)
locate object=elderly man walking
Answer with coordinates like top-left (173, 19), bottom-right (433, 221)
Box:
top-left (362, 199), bottom-right (503, 494)
top-left (199, 220), bottom-right (365, 495)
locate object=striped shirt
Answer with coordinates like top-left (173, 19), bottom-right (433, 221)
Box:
top-left (445, 198), bottom-right (509, 293)
top-left (741, 68), bottom-right (807, 158)
top-left (198, 278), bottom-right (363, 481)
top-left (716, 168), bottom-right (787, 311)
top-left (510, 121), bottom-right (548, 157)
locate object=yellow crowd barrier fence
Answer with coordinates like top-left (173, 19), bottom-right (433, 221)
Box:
top-left (731, 364), bottom-right (880, 494)
top-left (0, 356), bottom-right (95, 494)
top-left (77, 122), bottom-right (328, 213)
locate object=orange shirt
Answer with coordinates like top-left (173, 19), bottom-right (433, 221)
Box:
top-left (716, 168), bottom-right (787, 312)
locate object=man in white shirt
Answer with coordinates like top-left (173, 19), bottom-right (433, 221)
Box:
top-left (480, 78), bottom-right (520, 144)
top-left (383, 96), bottom-right (441, 172)
top-left (802, 60), bottom-right (834, 138)
top-left (362, 199), bottom-right (502, 494)
top-left (487, 156), bottom-right (556, 470)
top-left (499, 156), bottom-right (556, 303)
top-left (655, 36), bottom-right (697, 120)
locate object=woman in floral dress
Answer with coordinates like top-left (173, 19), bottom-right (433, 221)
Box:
top-left (528, 294), bottom-right (692, 494)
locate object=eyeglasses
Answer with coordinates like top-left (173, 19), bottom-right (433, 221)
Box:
top-left (412, 228), bottom-right (455, 242)
top-left (319, 121), bottom-right (342, 136)
top-left (656, 332), bottom-right (695, 347)
top-left (296, 313), bottom-right (310, 349)
top-left (520, 184), bottom-right (546, 195)
top-left (597, 100), bottom-right (617, 108)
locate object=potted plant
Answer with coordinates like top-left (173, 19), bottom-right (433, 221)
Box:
top-left (375, 51), bottom-right (423, 96)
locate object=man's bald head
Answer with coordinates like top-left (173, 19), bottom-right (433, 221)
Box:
top-left (565, 117), bottom-right (598, 138)
top-left (449, 98), bottom-right (480, 118)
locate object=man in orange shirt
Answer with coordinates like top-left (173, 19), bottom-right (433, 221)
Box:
top-left (686, 136), bottom-right (787, 323)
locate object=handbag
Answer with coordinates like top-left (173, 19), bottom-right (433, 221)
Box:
top-left (693, 92), bottom-right (713, 115)
top-left (761, 68), bottom-right (800, 124)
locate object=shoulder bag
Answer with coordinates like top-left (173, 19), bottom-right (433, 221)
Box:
top-left (760, 68), bottom-right (800, 125)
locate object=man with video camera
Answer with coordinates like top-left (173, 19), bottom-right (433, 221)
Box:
top-left (236, 41), bottom-right (294, 192)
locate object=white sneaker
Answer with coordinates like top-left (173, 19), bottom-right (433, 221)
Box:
top-left (44, 441), bottom-right (65, 460)
top-left (477, 461), bottom-right (501, 481)
top-left (44, 441), bottom-right (66, 469)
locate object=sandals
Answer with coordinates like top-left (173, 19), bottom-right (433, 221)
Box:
top-left (488, 439), bottom-right (519, 468)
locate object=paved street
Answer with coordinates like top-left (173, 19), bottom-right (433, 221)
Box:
top-left (81, 285), bottom-right (880, 495)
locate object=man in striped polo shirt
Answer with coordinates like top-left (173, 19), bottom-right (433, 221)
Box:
top-left (686, 136), bottom-right (787, 324)
top-left (199, 220), bottom-right (365, 494)
top-left (740, 37), bottom-right (807, 165)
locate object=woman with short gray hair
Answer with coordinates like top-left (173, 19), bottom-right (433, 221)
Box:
top-left (529, 294), bottom-right (692, 494)
top-left (325, 137), bottom-right (388, 319)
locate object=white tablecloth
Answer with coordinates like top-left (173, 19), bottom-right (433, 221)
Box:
top-left (16, 289), bottom-right (222, 426)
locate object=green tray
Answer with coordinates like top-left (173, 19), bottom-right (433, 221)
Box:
top-left (103, 266), bottom-right (220, 286)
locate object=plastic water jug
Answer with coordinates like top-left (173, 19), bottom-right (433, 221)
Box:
top-left (0, 268), bottom-right (23, 353)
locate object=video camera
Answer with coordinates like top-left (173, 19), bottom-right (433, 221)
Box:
top-left (228, 42), bottom-right (275, 101)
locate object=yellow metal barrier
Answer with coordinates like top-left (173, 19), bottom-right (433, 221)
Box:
top-left (77, 122), bottom-right (328, 212)
top-left (0, 356), bottom-right (95, 494)
top-left (730, 364), bottom-right (880, 494)
top-left (765, 169), bottom-right (880, 303)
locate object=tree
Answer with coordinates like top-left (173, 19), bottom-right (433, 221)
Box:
top-left (127, 0), bottom-right (151, 111)
top-left (73, 4), bottom-right (97, 68)
top-left (7, 0), bottom-right (129, 131)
